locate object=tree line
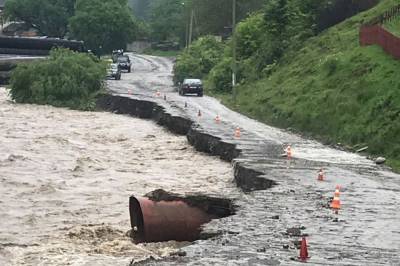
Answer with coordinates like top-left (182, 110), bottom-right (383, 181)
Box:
top-left (3, 0), bottom-right (379, 54)
top-left (173, 0), bottom-right (380, 92)
top-left (4, 0), bottom-right (138, 55)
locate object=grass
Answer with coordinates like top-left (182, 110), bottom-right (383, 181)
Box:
top-left (143, 48), bottom-right (181, 57)
top-left (212, 0), bottom-right (400, 172)
top-left (383, 16), bottom-right (400, 36)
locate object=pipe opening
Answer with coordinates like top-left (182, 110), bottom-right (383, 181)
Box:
top-left (129, 189), bottom-right (235, 243)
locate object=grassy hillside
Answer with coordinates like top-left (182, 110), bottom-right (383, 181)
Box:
top-left (219, 0), bottom-right (400, 170)
top-left (384, 16), bottom-right (400, 36)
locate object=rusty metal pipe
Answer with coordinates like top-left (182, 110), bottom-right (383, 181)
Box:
top-left (129, 196), bottom-right (215, 242)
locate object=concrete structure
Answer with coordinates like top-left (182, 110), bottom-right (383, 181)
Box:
top-left (126, 41), bottom-right (151, 53)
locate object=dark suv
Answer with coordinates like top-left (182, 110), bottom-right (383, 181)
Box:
top-left (179, 79), bottom-right (203, 97)
top-left (117, 55), bottom-right (132, 72)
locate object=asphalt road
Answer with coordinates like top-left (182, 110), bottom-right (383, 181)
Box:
top-left (107, 53), bottom-right (400, 265)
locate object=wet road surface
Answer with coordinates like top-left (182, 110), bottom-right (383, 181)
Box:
top-left (107, 53), bottom-right (400, 265)
top-left (0, 88), bottom-right (237, 265)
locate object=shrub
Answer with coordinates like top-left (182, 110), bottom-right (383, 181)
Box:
top-left (236, 12), bottom-right (266, 60)
top-left (320, 53), bottom-right (342, 75)
top-left (173, 36), bottom-right (224, 84)
top-left (9, 48), bottom-right (106, 110)
top-left (208, 57), bottom-right (233, 93)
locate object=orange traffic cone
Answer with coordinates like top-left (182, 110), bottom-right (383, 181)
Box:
top-left (234, 127), bottom-right (241, 138)
top-left (331, 187), bottom-right (341, 214)
top-left (198, 109), bottom-right (202, 117)
top-left (299, 237), bottom-right (309, 262)
top-left (215, 115), bottom-right (221, 124)
top-left (317, 168), bottom-right (324, 181)
top-left (285, 145), bottom-right (292, 160)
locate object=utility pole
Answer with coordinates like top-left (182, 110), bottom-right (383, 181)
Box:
top-left (185, 15), bottom-right (189, 49)
top-left (182, 2), bottom-right (190, 49)
top-left (232, 0), bottom-right (237, 103)
top-left (188, 8), bottom-right (194, 48)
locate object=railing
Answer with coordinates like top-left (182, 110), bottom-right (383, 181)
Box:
top-left (360, 25), bottom-right (400, 59)
top-left (359, 4), bottom-right (400, 60)
top-left (364, 3), bottom-right (400, 25)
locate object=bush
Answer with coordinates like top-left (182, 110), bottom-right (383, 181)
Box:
top-left (9, 48), bottom-right (106, 110)
top-left (236, 13), bottom-right (266, 60)
top-left (208, 57), bottom-right (233, 93)
top-left (173, 36), bottom-right (224, 84)
top-left (320, 53), bottom-right (342, 75)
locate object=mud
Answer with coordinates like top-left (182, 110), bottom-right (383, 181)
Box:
top-left (0, 88), bottom-right (238, 265)
top-left (144, 189), bottom-right (235, 217)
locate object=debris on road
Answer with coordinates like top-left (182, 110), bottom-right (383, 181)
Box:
top-left (375, 156), bottom-right (386, 164)
top-left (356, 146), bottom-right (369, 153)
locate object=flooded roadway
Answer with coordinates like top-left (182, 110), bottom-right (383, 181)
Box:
top-left (0, 88), bottom-right (238, 265)
top-left (107, 53), bottom-right (400, 265)
top-left (1, 51), bottom-right (399, 265)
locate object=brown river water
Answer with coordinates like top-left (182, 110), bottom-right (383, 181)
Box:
top-left (0, 88), bottom-right (237, 265)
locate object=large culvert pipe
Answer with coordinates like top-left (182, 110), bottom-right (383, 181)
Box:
top-left (129, 196), bottom-right (215, 243)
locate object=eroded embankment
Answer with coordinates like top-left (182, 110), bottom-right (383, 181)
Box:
top-left (97, 95), bottom-right (275, 192)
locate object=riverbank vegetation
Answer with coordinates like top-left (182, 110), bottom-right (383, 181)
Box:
top-left (9, 49), bottom-right (106, 110)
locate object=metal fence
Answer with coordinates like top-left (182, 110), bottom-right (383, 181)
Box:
top-left (364, 4), bottom-right (400, 25)
top-left (360, 25), bottom-right (400, 59)
top-left (359, 4), bottom-right (400, 60)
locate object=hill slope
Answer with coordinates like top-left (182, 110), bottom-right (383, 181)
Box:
top-left (384, 16), bottom-right (400, 36)
top-left (225, 0), bottom-right (400, 169)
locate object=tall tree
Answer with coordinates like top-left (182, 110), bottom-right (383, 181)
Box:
top-left (188, 0), bottom-right (265, 37)
top-left (148, 0), bottom-right (185, 42)
top-left (147, 0), bottom-right (265, 44)
top-left (4, 0), bottom-right (76, 37)
top-left (129, 0), bottom-right (151, 20)
top-left (69, 0), bottom-right (138, 54)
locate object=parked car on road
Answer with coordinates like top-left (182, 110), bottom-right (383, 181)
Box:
top-left (107, 63), bottom-right (121, 80)
top-left (179, 79), bottom-right (203, 97)
top-left (117, 55), bottom-right (132, 73)
top-left (112, 49), bottom-right (124, 62)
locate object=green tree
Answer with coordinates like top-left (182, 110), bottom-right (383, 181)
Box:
top-left (4, 0), bottom-right (76, 37)
top-left (69, 0), bottom-right (138, 54)
top-left (236, 12), bottom-right (266, 60)
top-left (129, 0), bottom-right (151, 20)
top-left (189, 0), bottom-right (265, 37)
top-left (173, 36), bottom-right (224, 84)
top-left (9, 48), bottom-right (106, 110)
top-left (148, 0), bottom-right (185, 42)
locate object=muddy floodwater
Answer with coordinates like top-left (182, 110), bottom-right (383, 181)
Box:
top-left (0, 88), bottom-right (237, 265)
